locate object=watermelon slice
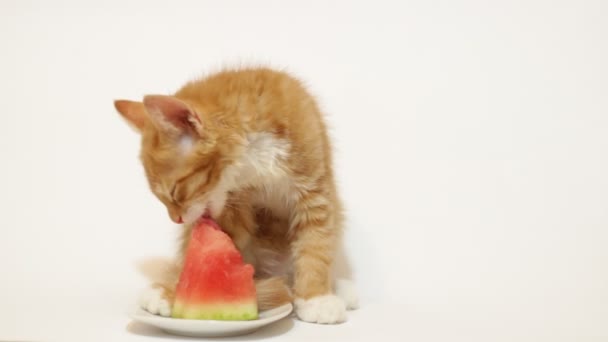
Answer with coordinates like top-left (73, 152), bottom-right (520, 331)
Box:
top-left (172, 219), bottom-right (258, 320)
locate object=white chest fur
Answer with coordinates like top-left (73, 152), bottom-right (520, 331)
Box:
top-left (250, 172), bottom-right (293, 219)
top-left (221, 132), bottom-right (294, 218)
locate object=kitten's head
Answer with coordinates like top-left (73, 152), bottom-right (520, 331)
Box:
top-left (114, 95), bottom-right (239, 225)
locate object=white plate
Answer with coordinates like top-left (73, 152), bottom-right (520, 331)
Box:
top-left (129, 303), bottom-right (293, 337)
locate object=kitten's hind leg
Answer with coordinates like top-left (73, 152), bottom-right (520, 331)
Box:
top-left (332, 242), bottom-right (360, 310)
top-left (335, 278), bottom-right (359, 310)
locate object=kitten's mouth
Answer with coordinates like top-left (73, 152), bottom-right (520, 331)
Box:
top-left (182, 204), bottom-right (213, 226)
top-left (197, 208), bottom-right (221, 229)
top-left (196, 207), bottom-right (214, 223)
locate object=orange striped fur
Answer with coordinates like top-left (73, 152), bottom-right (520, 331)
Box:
top-left (115, 67), bottom-right (344, 318)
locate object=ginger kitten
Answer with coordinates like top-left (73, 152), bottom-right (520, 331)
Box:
top-left (114, 67), bottom-right (358, 324)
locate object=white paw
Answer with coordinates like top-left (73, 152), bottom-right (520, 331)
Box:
top-left (335, 279), bottom-right (360, 310)
top-left (294, 294), bottom-right (347, 324)
top-left (139, 287), bottom-right (171, 317)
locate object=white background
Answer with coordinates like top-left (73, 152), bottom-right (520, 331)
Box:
top-left (1, 0), bottom-right (607, 341)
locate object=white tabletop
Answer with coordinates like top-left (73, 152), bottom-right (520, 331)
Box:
top-left (3, 291), bottom-right (604, 342)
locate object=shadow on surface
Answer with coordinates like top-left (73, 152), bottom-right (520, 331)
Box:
top-left (126, 316), bottom-right (294, 341)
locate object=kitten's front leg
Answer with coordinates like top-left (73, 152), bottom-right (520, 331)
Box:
top-left (291, 190), bottom-right (347, 324)
top-left (139, 283), bottom-right (175, 317)
top-left (138, 228), bottom-right (189, 317)
top-left (138, 262), bottom-right (181, 317)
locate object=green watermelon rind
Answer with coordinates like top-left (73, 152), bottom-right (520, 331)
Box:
top-left (172, 300), bottom-right (258, 320)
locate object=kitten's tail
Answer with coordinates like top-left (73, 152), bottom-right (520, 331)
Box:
top-left (255, 276), bottom-right (292, 311)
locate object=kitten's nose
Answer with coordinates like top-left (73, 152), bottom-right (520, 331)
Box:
top-left (169, 210), bottom-right (183, 224)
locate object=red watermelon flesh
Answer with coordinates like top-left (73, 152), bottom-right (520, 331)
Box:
top-left (172, 219), bottom-right (258, 320)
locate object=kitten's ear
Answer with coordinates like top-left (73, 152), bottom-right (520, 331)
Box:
top-left (143, 95), bottom-right (203, 136)
top-left (114, 100), bottom-right (146, 132)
